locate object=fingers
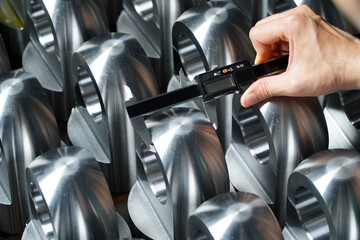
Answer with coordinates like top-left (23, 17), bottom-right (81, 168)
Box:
top-left (250, 5), bottom-right (317, 64)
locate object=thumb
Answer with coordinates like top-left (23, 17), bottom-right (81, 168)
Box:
top-left (240, 74), bottom-right (287, 107)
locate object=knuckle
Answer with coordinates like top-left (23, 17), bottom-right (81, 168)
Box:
top-left (258, 80), bottom-right (273, 99)
top-left (286, 13), bottom-right (307, 31)
top-left (298, 4), bottom-right (313, 14)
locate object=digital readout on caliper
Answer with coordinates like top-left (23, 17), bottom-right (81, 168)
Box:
top-left (204, 74), bottom-right (236, 95)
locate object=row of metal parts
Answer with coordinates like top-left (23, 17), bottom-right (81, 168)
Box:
top-left (0, 0), bottom-right (359, 239)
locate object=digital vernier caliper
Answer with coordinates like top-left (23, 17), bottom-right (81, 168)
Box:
top-left (126, 54), bottom-right (288, 119)
top-left (125, 55), bottom-right (289, 160)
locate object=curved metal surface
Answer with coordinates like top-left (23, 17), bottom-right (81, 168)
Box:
top-left (0, 72), bottom-right (60, 234)
top-left (25, 146), bottom-right (120, 240)
top-left (117, 0), bottom-right (182, 88)
top-left (173, 1), bottom-right (255, 151)
top-left (324, 92), bottom-right (360, 152)
top-left (0, 34), bottom-right (11, 73)
top-left (22, 213), bottom-right (132, 240)
top-left (129, 107), bottom-right (229, 240)
top-left (287, 149), bottom-right (360, 240)
top-left (188, 192), bottom-right (283, 240)
top-left (68, 32), bottom-right (159, 193)
top-left (227, 95), bottom-right (328, 226)
top-left (23, 0), bottom-right (108, 120)
top-left (211, 0), bottom-right (268, 24)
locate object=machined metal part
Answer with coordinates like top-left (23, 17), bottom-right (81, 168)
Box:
top-left (0, 72), bottom-right (61, 234)
top-left (22, 213), bottom-right (132, 240)
top-left (24, 146), bottom-right (125, 240)
top-left (0, 0), bottom-right (28, 61)
top-left (287, 149), bottom-right (360, 239)
top-left (211, 0), bottom-right (269, 24)
top-left (188, 192), bottom-right (283, 240)
top-left (324, 92), bottom-right (360, 152)
top-left (117, 0), bottom-right (183, 88)
top-left (23, 0), bottom-right (108, 120)
top-left (172, 1), bottom-right (255, 151)
top-left (128, 108), bottom-right (229, 240)
top-left (68, 33), bottom-right (159, 193)
top-left (226, 95), bottom-right (328, 226)
top-left (0, 34), bottom-right (11, 73)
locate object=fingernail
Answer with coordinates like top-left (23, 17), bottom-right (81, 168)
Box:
top-left (243, 93), bottom-right (258, 107)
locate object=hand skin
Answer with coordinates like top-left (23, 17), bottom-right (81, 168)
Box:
top-left (241, 5), bottom-right (360, 107)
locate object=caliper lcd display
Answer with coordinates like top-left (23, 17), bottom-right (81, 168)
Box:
top-left (204, 74), bottom-right (235, 94)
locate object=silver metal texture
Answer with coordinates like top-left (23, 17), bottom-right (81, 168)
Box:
top-left (0, 0), bottom-right (28, 58)
top-left (287, 149), bottom-right (360, 239)
top-left (226, 95), bottom-right (328, 226)
top-left (211, 0), bottom-right (269, 24)
top-left (68, 33), bottom-right (159, 193)
top-left (0, 71), bottom-right (61, 234)
top-left (188, 192), bottom-right (283, 240)
top-left (128, 107), bottom-right (229, 240)
top-left (117, 0), bottom-right (183, 88)
top-left (23, 0), bottom-right (108, 120)
top-left (25, 146), bottom-right (123, 240)
top-left (324, 92), bottom-right (360, 152)
top-left (22, 213), bottom-right (132, 240)
top-left (0, 34), bottom-right (11, 73)
top-left (172, 1), bottom-right (255, 151)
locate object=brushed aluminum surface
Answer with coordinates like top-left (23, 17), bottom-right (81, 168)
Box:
top-left (23, 0), bottom-right (108, 120)
top-left (287, 149), bottom-right (360, 240)
top-left (0, 72), bottom-right (60, 234)
top-left (227, 95), bottom-right (328, 226)
top-left (188, 192), bottom-right (283, 240)
top-left (68, 33), bottom-right (159, 193)
top-left (25, 147), bottom-right (122, 240)
top-left (172, 1), bottom-right (255, 151)
top-left (128, 108), bottom-right (229, 240)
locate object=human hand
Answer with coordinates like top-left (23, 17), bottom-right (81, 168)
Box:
top-left (241, 5), bottom-right (360, 107)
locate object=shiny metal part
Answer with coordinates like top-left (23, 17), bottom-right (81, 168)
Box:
top-left (0, 34), bottom-right (11, 73)
top-left (172, 1), bottom-right (255, 150)
top-left (188, 192), bottom-right (283, 240)
top-left (24, 147), bottom-right (123, 240)
top-left (211, 0), bottom-right (269, 24)
top-left (128, 108), bottom-right (229, 240)
top-left (117, 0), bottom-right (182, 88)
top-left (68, 33), bottom-right (159, 193)
top-left (226, 95), bottom-right (328, 226)
top-left (0, 72), bottom-right (60, 234)
top-left (287, 149), bottom-right (360, 239)
top-left (23, 0), bottom-right (108, 120)
top-left (324, 92), bottom-right (360, 152)
top-left (0, 0), bottom-right (28, 59)
top-left (22, 213), bottom-right (132, 240)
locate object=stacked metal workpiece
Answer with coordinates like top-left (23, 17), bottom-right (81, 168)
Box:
top-left (0, 0), bottom-right (359, 239)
